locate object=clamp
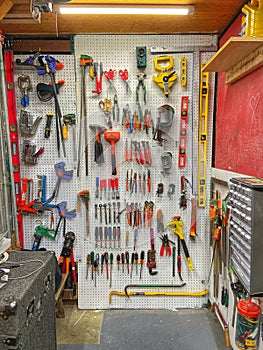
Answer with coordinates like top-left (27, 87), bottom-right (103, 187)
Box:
top-left (19, 110), bottom-right (42, 137)
top-left (22, 140), bottom-right (44, 165)
top-left (17, 74), bottom-right (32, 107)
top-left (18, 178), bottom-right (46, 214)
top-left (41, 162), bottom-right (73, 206)
top-left (55, 202), bottom-right (77, 238)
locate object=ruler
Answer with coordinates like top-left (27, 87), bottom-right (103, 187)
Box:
top-left (198, 66), bottom-right (209, 207)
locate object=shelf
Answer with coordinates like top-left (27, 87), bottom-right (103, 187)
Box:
top-left (202, 37), bottom-right (263, 84)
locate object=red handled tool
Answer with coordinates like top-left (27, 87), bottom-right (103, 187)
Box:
top-left (104, 130), bottom-right (120, 176)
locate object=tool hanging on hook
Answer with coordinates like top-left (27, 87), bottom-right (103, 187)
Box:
top-left (153, 56), bottom-right (178, 97)
top-left (77, 55), bottom-right (93, 177)
top-left (104, 130), bottom-right (120, 176)
top-left (37, 55), bottom-right (66, 158)
top-left (92, 62), bottom-right (103, 94)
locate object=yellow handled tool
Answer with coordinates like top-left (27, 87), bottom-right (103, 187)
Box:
top-left (166, 216), bottom-right (195, 271)
top-left (153, 56), bottom-right (178, 97)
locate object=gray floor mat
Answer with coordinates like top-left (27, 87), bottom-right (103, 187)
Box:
top-left (57, 308), bottom-right (230, 350)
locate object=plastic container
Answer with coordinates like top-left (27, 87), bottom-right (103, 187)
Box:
top-left (235, 298), bottom-right (261, 350)
top-left (241, 0), bottom-right (263, 37)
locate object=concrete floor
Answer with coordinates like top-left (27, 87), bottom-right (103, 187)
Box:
top-left (57, 304), bottom-right (230, 350)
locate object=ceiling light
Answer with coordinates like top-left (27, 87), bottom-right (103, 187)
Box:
top-left (58, 5), bottom-right (195, 16)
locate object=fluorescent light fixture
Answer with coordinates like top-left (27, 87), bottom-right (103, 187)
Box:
top-left (58, 5), bottom-right (195, 16)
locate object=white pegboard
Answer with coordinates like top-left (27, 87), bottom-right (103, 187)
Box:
top-left (14, 54), bottom-right (82, 260)
top-left (15, 34), bottom-right (217, 311)
top-left (73, 34), bottom-right (217, 310)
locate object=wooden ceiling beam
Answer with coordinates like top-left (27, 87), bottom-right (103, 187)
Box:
top-left (0, 0), bottom-right (14, 21)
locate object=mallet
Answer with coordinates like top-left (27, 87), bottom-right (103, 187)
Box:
top-left (104, 130), bottom-right (120, 176)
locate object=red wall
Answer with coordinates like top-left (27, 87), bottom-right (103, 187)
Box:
top-left (214, 15), bottom-right (263, 177)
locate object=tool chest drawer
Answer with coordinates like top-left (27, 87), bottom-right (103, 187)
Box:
top-left (0, 251), bottom-right (57, 350)
top-left (229, 177), bottom-right (263, 295)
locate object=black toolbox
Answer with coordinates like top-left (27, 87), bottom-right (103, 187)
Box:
top-left (0, 250), bottom-right (57, 350)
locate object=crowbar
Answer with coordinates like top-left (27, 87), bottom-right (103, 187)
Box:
top-left (124, 283), bottom-right (186, 297)
top-left (109, 289), bottom-right (208, 304)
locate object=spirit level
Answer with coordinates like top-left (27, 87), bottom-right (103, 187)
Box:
top-left (198, 65), bottom-right (209, 207)
top-left (3, 40), bottom-right (24, 247)
top-left (181, 56), bottom-right (187, 87)
top-left (178, 96), bottom-right (189, 168)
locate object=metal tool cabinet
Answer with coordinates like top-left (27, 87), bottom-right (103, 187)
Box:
top-left (229, 177), bottom-right (263, 295)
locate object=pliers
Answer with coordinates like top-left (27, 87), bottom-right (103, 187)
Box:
top-left (159, 233), bottom-right (174, 256)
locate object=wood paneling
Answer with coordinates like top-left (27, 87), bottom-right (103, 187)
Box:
top-left (0, 0), bottom-right (13, 21)
top-left (0, 0), bottom-right (247, 37)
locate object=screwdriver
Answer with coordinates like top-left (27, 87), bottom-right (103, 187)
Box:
top-left (125, 250), bottom-right (130, 274)
top-left (91, 251), bottom-right (95, 280)
top-left (108, 227), bottom-right (112, 248)
top-left (117, 253), bottom-right (121, 271)
top-left (110, 253), bottom-right (113, 287)
top-left (130, 252), bottom-right (135, 279)
top-left (129, 140), bottom-right (133, 162)
top-left (113, 226), bottom-right (116, 248)
top-left (140, 250), bottom-right (145, 279)
top-left (99, 226), bottom-right (103, 248)
top-left (117, 226), bottom-right (121, 248)
top-left (121, 252), bottom-right (125, 273)
top-left (101, 253), bottom-right (105, 274)
top-left (105, 252), bottom-right (109, 280)
top-left (93, 254), bottom-right (98, 287)
top-left (147, 169), bottom-right (151, 193)
top-left (134, 228), bottom-right (138, 250)
top-left (126, 170), bottom-right (129, 192)
top-left (95, 177), bottom-right (100, 198)
top-left (104, 227), bottom-right (108, 248)
top-left (134, 251), bottom-right (139, 274)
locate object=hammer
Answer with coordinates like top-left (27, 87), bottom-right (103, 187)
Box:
top-left (89, 124), bottom-right (107, 164)
top-left (104, 130), bottom-right (120, 176)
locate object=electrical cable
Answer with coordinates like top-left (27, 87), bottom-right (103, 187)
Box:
top-left (4, 259), bottom-right (45, 280)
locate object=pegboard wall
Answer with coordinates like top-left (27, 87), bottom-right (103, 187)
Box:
top-left (15, 33), bottom-right (217, 310)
